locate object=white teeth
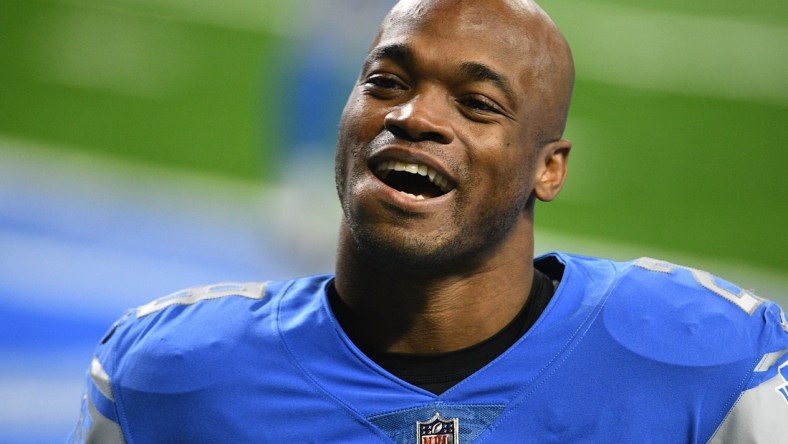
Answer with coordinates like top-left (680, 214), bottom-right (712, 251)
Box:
top-left (375, 160), bottom-right (453, 193)
top-left (435, 175), bottom-right (449, 191)
top-left (400, 191), bottom-right (426, 200)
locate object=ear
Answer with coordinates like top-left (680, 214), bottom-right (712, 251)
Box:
top-left (533, 138), bottom-right (571, 202)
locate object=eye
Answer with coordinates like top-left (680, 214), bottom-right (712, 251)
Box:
top-left (362, 74), bottom-right (406, 92)
top-left (458, 95), bottom-right (503, 115)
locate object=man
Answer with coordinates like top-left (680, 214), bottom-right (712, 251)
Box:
top-left (70, 0), bottom-right (788, 442)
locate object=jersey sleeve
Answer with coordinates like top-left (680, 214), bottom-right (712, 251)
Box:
top-left (67, 311), bottom-right (132, 444)
top-left (707, 301), bottom-right (788, 443)
top-left (625, 258), bottom-right (788, 442)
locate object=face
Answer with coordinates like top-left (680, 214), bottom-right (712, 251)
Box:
top-left (335, 0), bottom-right (572, 269)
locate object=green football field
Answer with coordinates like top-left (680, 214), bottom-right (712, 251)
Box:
top-left (1, 0), bottom-right (785, 292)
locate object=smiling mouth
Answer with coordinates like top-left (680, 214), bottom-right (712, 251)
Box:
top-left (373, 160), bottom-right (455, 200)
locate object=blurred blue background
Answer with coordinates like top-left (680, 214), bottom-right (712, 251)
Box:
top-left (0, 0), bottom-right (785, 441)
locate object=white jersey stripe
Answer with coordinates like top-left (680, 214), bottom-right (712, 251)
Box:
top-left (89, 357), bottom-right (113, 402)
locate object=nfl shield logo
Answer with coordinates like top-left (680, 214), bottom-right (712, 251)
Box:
top-left (416, 412), bottom-right (459, 444)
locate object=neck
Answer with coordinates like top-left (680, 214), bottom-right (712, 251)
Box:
top-left (333, 218), bottom-right (535, 354)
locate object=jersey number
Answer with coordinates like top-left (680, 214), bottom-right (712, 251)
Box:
top-left (634, 257), bottom-right (763, 315)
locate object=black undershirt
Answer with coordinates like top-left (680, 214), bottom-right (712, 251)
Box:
top-left (328, 266), bottom-right (558, 395)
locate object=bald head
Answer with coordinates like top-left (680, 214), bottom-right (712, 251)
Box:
top-left (379, 0), bottom-right (574, 143)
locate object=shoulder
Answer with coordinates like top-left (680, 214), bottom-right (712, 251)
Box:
top-left (96, 276), bottom-right (331, 376)
top-left (543, 253), bottom-right (788, 439)
top-left (619, 257), bottom-right (764, 315)
top-left (601, 256), bottom-right (788, 367)
top-left (542, 252), bottom-right (786, 366)
top-left (97, 281), bottom-right (272, 372)
top-left (73, 276), bottom-right (333, 440)
top-left (111, 281), bottom-right (273, 345)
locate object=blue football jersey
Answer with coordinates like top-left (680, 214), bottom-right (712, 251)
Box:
top-left (69, 253), bottom-right (788, 443)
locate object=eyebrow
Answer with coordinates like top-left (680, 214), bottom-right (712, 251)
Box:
top-left (362, 43), bottom-right (414, 74)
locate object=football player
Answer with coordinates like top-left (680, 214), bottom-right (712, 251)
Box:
top-left (70, 0), bottom-right (788, 442)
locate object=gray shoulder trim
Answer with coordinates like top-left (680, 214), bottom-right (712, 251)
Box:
top-left (84, 394), bottom-right (126, 444)
top-left (707, 352), bottom-right (788, 443)
top-left (754, 349), bottom-right (788, 372)
top-left (781, 309), bottom-right (788, 333)
top-left (137, 282), bottom-right (268, 318)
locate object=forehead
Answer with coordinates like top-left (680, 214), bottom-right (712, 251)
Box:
top-left (380, 0), bottom-right (532, 54)
top-left (372, 0), bottom-right (547, 87)
top-left (389, 0), bottom-right (543, 28)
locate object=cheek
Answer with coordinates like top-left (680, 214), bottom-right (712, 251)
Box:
top-left (474, 134), bottom-right (533, 182)
top-left (336, 95), bottom-right (384, 196)
top-left (339, 94), bottom-right (383, 141)
top-left (492, 140), bottom-right (536, 205)
top-left (337, 102), bottom-right (367, 166)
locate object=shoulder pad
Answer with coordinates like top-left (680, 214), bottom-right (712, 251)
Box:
top-left (603, 258), bottom-right (773, 367)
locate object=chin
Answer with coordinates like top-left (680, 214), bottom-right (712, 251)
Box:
top-left (351, 224), bottom-right (454, 268)
top-left (350, 219), bottom-right (506, 274)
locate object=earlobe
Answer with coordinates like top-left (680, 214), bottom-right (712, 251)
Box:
top-left (533, 139), bottom-right (571, 202)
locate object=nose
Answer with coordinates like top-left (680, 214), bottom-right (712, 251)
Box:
top-left (383, 89), bottom-right (454, 144)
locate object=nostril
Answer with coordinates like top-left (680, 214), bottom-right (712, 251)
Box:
top-left (385, 119), bottom-right (450, 144)
top-left (384, 101), bottom-right (453, 144)
top-left (385, 122), bottom-right (415, 141)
